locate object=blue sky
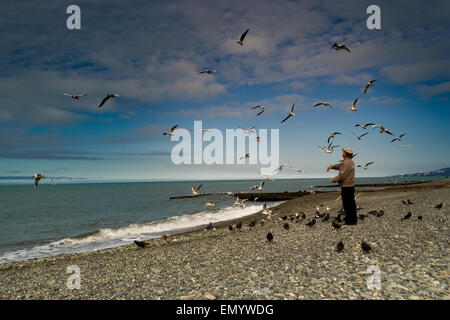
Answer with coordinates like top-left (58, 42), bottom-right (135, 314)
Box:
top-left (0, 0), bottom-right (449, 183)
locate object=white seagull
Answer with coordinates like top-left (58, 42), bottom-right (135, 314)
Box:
top-left (238, 126), bottom-right (256, 135)
top-left (357, 162), bottom-right (374, 170)
top-left (345, 98), bottom-right (359, 112)
top-left (33, 173), bottom-right (46, 190)
top-left (353, 132), bottom-right (368, 140)
top-left (233, 197), bottom-right (241, 207)
top-left (251, 105), bottom-right (265, 116)
top-left (327, 132), bottom-right (342, 144)
top-left (261, 202), bottom-right (273, 219)
top-left (61, 92), bottom-right (87, 100)
top-left (313, 102), bottom-right (332, 108)
top-left (355, 123), bottom-right (375, 129)
top-left (204, 201), bottom-right (216, 208)
top-left (281, 103), bottom-right (295, 123)
top-left (163, 125), bottom-right (179, 136)
top-left (240, 199), bottom-right (248, 209)
top-left (391, 134), bottom-right (406, 143)
top-left (261, 174), bottom-right (275, 181)
top-left (191, 184), bottom-right (203, 195)
top-left (364, 80), bottom-right (376, 94)
top-left (289, 166), bottom-right (305, 173)
top-left (98, 93), bottom-right (120, 108)
top-left (250, 181), bottom-right (265, 191)
top-left (273, 163), bottom-right (288, 174)
top-left (372, 125), bottom-right (394, 135)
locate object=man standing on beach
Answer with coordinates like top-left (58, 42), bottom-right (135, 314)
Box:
top-left (327, 148), bottom-right (357, 225)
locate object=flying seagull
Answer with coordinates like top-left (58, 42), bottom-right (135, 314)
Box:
top-left (98, 93), bottom-right (119, 108)
top-left (239, 153), bottom-right (250, 160)
top-left (319, 143), bottom-right (340, 154)
top-left (289, 166), bottom-right (304, 173)
top-left (163, 125), bottom-right (179, 136)
top-left (198, 70), bottom-right (216, 75)
top-left (313, 102), bottom-right (332, 108)
top-left (33, 173), bottom-right (46, 190)
top-left (372, 125), bottom-right (394, 135)
top-left (327, 132), bottom-right (342, 144)
top-left (251, 105), bottom-right (265, 116)
top-left (236, 28), bottom-right (249, 46)
top-left (332, 42), bottom-right (351, 52)
top-left (273, 163), bottom-right (288, 174)
top-left (238, 126), bottom-right (256, 135)
top-left (364, 80), bottom-right (376, 94)
top-left (281, 104), bottom-right (295, 123)
top-left (191, 184), bottom-right (203, 195)
top-left (357, 162), bottom-right (374, 170)
top-left (355, 123), bottom-right (375, 129)
top-left (61, 92), bottom-right (87, 99)
top-left (250, 181), bottom-right (265, 191)
top-left (353, 132), bottom-right (368, 140)
top-left (345, 97), bottom-right (359, 112)
top-left (261, 174), bottom-right (275, 181)
top-left (50, 178), bottom-right (56, 186)
top-left (391, 134), bottom-right (406, 143)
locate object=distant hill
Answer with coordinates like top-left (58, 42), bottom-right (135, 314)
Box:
top-left (390, 167), bottom-right (450, 177)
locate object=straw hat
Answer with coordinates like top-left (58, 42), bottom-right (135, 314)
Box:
top-left (342, 148), bottom-right (353, 156)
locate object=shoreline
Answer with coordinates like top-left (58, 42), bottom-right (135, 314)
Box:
top-left (0, 179), bottom-right (448, 299)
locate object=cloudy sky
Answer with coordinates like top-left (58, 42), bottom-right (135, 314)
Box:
top-left (1, 0), bottom-right (449, 183)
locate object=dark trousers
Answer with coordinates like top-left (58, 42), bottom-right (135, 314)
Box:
top-left (341, 187), bottom-right (357, 224)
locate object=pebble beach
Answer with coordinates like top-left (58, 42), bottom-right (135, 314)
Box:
top-left (0, 179), bottom-right (448, 300)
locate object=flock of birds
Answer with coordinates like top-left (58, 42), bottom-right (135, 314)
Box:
top-left (30, 28), bottom-right (435, 256)
top-left (32, 28), bottom-right (407, 190)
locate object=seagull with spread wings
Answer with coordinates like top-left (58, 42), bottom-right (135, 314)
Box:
top-left (163, 125), bottom-right (179, 136)
top-left (357, 162), bottom-right (374, 170)
top-left (98, 93), bottom-right (120, 108)
top-left (313, 102), bottom-right (332, 108)
top-left (61, 92), bottom-right (87, 99)
top-left (364, 80), bottom-right (376, 94)
top-left (33, 173), bottom-right (46, 190)
top-left (391, 134), bottom-right (406, 143)
top-left (281, 103), bottom-right (295, 123)
top-left (355, 123), bottom-right (375, 129)
top-left (250, 181), bottom-right (265, 191)
top-left (345, 98), bottom-right (359, 112)
top-left (236, 28), bottom-right (249, 46)
top-left (327, 132), bottom-right (342, 144)
top-left (198, 70), bottom-right (216, 75)
top-left (251, 105), bottom-right (265, 116)
top-left (332, 42), bottom-right (351, 52)
top-left (191, 184), bottom-right (203, 195)
top-left (353, 132), bottom-right (368, 140)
